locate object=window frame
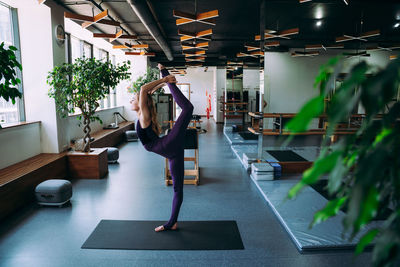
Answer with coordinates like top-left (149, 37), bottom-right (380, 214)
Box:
top-left (0, 3), bottom-right (25, 125)
top-left (65, 34), bottom-right (118, 115)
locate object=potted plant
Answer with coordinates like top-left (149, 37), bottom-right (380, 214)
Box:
top-left (285, 56), bottom-right (400, 266)
top-left (47, 57), bottom-right (131, 152)
top-left (0, 42), bottom-right (22, 128)
top-left (127, 66), bottom-right (162, 95)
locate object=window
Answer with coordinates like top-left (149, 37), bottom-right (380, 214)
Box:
top-left (99, 48), bottom-right (108, 62)
top-left (110, 55), bottom-right (117, 107)
top-left (100, 49), bottom-right (110, 108)
top-left (70, 35), bottom-right (80, 63)
top-left (65, 38), bottom-right (116, 113)
top-left (83, 41), bottom-right (92, 58)
top-left (93, 46), bottom-right (99, 59)
top-left (0, 2), bottom-right (24, 125)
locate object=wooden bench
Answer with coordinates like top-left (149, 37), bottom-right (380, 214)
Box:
top-left (0, 121), bottom-right (135, 221)
top-left (90, 121), bottom-right (135, 148)
top-left (0, 153), bottom-right (68, 221)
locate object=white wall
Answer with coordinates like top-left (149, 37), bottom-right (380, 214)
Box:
top-left (118, 55), bottom-right (148, 121)
top-left (213, 67), bottom-right (226, 123)
top-left (48, 0), bottom-right (70, 152)
top-left (243, 68), bottom-right (260, 113)
top-left (169, 67), bottom-right (214, 116)
top-left (13, 1), bottom-right (60, 154)
top-left (0, 123), bottom-right (41, 169)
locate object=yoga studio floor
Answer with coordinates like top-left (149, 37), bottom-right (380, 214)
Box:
top-left (0, 121), bottom-right (372, 267)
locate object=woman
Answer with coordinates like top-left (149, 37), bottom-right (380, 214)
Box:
top-left (130, 63), bottom-right (194, 232)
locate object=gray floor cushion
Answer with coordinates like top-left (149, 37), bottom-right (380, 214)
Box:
top-left (35, 179), bottom-right (72, 207)
top-left (106, 147), bottom-right (119, 163)
top-left (125, 130), bottom-right (138, 142)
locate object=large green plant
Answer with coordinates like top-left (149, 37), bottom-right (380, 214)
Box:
top-left (0, 42), bottom-right (22, 128)
top-left (127, 67), bottom-right (162, 94)
top-left (47, 57), bottom-right (131, 152)
top-left (285, 56), bottom-right (400, 266)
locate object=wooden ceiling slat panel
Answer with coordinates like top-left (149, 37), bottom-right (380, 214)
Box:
top-left (197, 10), bottom-right (219, 21)
top-left (109, 29), bottom-right (123, 42)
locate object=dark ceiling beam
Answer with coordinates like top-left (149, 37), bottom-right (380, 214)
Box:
top-left (126, 0), bottom-right (173, 61)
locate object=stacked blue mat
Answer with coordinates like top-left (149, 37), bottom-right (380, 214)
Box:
top-left (266, 159), bottom-right (282, 179)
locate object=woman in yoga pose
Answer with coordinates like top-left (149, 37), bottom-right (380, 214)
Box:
top-left (130, 63), bottom-right (194, 232)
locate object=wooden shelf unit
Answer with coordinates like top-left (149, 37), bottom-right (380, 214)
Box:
top-left (247, 112), bottom-right (374, 142)
top-left (220, 101), bottom-right (249, 127)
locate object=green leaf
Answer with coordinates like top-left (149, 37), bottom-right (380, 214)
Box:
top-left (327, 155), bottom-right (348, 195)
top-left (285, 95), bottom-right (324, 133)
top-left (355, 229), bottom-right (379, 255)
top-left (373, 128), bottom-right (392, 147)
top-left (0, 44), bottom-right (22, 103)
top-left (311, 196), bottom-right (348, 227)
top-left (287, 181), bottom-right (306, 199)
top-left (303, 150), bottom-right (342, 185)
top-left (347, 186), bottom-right (380, 239)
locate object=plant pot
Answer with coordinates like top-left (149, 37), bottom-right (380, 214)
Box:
top-left (67, 148), bottom-right (108, 179)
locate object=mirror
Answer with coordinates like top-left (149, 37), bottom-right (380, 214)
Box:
top-left (223, 67), bottom-right (244, 130)
top-left (257, 0), bottom-right (266, 159)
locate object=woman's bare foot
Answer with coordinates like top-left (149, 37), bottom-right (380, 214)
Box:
top-left (154, 222), bottom-right (178, 232)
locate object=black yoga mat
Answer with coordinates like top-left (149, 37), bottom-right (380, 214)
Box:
top-left (81, 220), bottom-right (244, 250)
top-left (238, 131), bottom-right (258, 140)
top-left (266, 150), bottom-right (308, 162)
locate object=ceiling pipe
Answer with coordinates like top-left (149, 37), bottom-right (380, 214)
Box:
top-left (126, 0), bottom-right (174, 61)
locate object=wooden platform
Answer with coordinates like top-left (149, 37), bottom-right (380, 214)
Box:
top-left (67, 148), bottom-right (108, 179)
top-left (0, 153), bottom-right (68, 221)
top-left (90, 121), bottom-right (135, 148)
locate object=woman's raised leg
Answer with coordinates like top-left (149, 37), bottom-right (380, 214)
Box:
top-left (160, 68), bottom-right (194, 148)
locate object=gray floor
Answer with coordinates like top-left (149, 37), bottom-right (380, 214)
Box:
top-left (0, 121), bottom-right (372, 267)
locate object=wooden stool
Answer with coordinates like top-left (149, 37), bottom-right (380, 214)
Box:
top-left (164, 129), bottom-right (200, 186)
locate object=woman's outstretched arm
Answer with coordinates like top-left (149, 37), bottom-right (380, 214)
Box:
top-left (140, 76), bottom-right (175, 94)
top-left (149, 82), bottom-right (166, 95)
top-left (139, 76), bottom-right (176, 128)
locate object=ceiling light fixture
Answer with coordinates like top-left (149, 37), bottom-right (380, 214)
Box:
top-left (394, 22), bottom-right (400, 28)
top-left (343, 0), bottom-right (349, 5)
top-left (316, 20), bottom-right (322, 27)
top-left (315, 5), bottom-right (324, 19)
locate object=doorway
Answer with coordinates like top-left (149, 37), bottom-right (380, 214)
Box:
top-left (174, 83), bottom-right (191, 118)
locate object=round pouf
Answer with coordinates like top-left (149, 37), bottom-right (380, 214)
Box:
top-left (107, 147), bottom-right (119, 163)
top-left (125, 130), bottom-right (138, 142)
top-left (35, 179), bottom-right (72, 207)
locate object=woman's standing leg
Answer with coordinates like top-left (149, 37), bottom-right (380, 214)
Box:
top-left (163, 150), bottom-right (184, 229)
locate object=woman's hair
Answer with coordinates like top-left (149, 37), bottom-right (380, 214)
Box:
top-left (138, 93), bottom-right (161, 135)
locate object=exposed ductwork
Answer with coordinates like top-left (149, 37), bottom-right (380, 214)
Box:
top-left (126, 0), bottom-right (173, 61)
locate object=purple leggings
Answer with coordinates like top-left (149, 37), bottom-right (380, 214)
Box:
top-left (144, 69), bottom-right (194, 229)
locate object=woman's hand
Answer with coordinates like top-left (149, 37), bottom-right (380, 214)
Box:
top-left (149, 83), bottom-right (166, 95)
top-left (157, 63), bottom-right (165, 70)
top-left (163, 75), bottom-right (176, 84)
